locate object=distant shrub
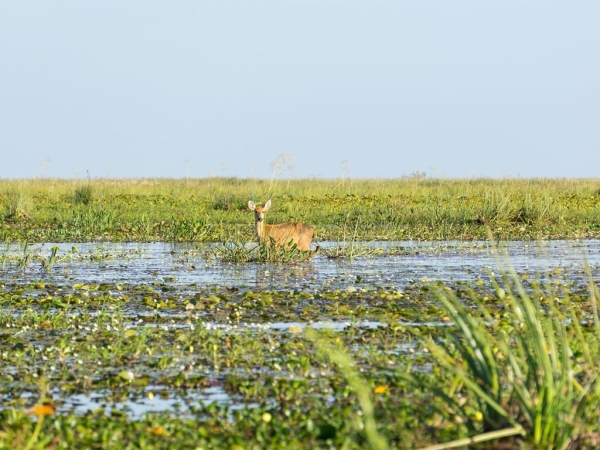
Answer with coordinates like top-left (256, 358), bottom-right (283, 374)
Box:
top-left (2, 191), bottom-right (32, 220)
top-left (74, 185), bottom-right (94, 205)
top-left (210, 194), bottom-right (246, 211)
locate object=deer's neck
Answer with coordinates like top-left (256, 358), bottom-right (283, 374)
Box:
top-left (255, 219), bottom-right (266, 242)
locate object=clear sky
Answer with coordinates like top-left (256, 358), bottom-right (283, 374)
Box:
top-left (1, 1), bottom-right (598, 179)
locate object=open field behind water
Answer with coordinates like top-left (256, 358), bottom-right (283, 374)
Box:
top-left (1, 177), bottom-right (600, 242)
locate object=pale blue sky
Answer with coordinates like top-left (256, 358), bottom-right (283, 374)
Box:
top-left (1, 1), bottom-right (598, 179)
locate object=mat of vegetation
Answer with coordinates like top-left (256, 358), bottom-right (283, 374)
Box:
top-left (1, 178), bottom-right (600, 242)
top-left (2, 240), bottom-right (600, 449)
top-left (2, 176), bottom-right (600, 448)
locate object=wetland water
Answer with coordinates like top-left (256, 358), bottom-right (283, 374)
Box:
top-left (3, 240), bottom-right (600, 289)
top-left (2, 240), bottom-right (600, 418)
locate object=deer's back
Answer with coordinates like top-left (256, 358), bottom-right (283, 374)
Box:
top-left (265, 222), bottom-right (314, 251)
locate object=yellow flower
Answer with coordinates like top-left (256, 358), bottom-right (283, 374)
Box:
top-left (373, 385), bottom-right (388, 394)
top-left (146, 425), bottom-right (165, 435)
top-left (27, 404), bottom-right (55, 417)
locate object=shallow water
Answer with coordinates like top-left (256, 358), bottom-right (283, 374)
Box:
top-left (2, 240), bottom-right (599, 289)
top-left (2, 240), bottom-right (600, 418)
top-left (62, 386), bottom-right (234, 419)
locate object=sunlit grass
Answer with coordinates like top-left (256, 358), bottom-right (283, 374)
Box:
top-left (2, 190), bottom-right (33, 221)
top-left (320, 215), bottom-right (377, 259)
top-left (1, 177), bottom-right (600, 242)
top-left (400, 254), bottom-right (600, 448)
top-left (73, 184), bottom-right (94, 205)
top-left (206, 238), bottom-right (316, 263)
top-left (2, 176), bottom-right (600, 447)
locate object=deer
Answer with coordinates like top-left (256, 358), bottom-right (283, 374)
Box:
top-left (248, 199), bottom-right (315, 252)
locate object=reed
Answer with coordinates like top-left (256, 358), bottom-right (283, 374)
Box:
top-left (73, 185), bottom-right (94, 205)
top-left (2, 190), bottom-right (33, 220)
top-left (401, 252), bottom-right (600, 448)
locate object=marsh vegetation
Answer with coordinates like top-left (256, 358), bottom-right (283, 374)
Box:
top-left (1, 177), bottom-right (600, 243)
top-left (1, 178), bottom-right (600, 448)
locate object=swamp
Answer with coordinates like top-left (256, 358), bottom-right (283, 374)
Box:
top-left (1, 178), bottom-right (600, 449)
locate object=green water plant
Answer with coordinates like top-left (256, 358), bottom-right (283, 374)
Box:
top-left (163, 214), bottom-right (211, 242)
top-left (41, 246), bottom-right (60, 272)
top-left (207, 238), bottom-right (315, 263)
top-left (17, 243), bottom-right (40, 271)
top-left (70, 206), bottom-right (116, 235)
top-left (321, 215), bottom-right (376, 259)
top-left (306, 328), bottom-right (389, 450)
top-left (403, 260), bottom-right (600, 449)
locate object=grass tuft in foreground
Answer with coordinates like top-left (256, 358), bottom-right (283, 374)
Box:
top-left (306, 328), bottom-right (389, 450)
top-left (401, 259), bottom-right (600, 449)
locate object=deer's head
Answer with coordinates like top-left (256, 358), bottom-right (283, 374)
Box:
top-left (248, 199), bottom-right (271, 222)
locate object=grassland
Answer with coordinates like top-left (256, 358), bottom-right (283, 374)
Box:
top-left (1, 177), bottom-right (600, 242)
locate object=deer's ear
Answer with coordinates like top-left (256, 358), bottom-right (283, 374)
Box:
top-left (248, 201), bottom-right (256, 210)
top-left (264, 199), bottom-right (272, 211)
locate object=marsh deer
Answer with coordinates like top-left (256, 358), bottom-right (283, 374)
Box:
top-left (248, 199), bottom-right (314, 251)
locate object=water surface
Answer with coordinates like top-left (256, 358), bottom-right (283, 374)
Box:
top-left (2, 240), bottom-right (598, 289)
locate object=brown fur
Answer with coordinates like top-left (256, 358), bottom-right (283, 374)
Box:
top-left (248, 200), bottom-right (314, 251)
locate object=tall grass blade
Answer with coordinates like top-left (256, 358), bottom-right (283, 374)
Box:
top-left (306, 328), bottom-right (389, 450)
top-left (418, 426), bottom-right (525, 450)
top-left (404, 238), bottom-right (599, 448)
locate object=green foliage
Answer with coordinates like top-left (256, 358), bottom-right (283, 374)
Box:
top-left (209, 193), bottom-right (246, 211)
top-left (162, 215), bottom-right (211, 242)
top-left (321, 216), bottom-right (376, 259)
top-left (307, 329), bottom-right (389, 450)
top-left (73, 185), bottom-right (94, 205)
top-left (403, 260), bottom-right (600, 448)
top-left (3, 244), bottom-right (600, 448)
top-left (2, 190), bottom-right (32, 220)
top-left (0, 178), bottom-right (599, 241)
top-left (207, 238), bottom-right (315, 263)
top-left (479, 190), bottom-right (512, 223)
top-left (70, 206), bottom-right (115, 234)
top-left (41, 246), bottom-right (59, 272)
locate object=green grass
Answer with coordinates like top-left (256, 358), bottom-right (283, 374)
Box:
top-left (206, 239), bottom-right (316, 263)
top-left (400, 254), bottom-right (600, 449)
top-left (1, 177), bottom-right (600, 242)
top-left (73, 185), bottom-right (94, 205)
top-left (320, 215), bottom-right (378, 259)
top-left (2, 190), bottom-right (33, 221)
